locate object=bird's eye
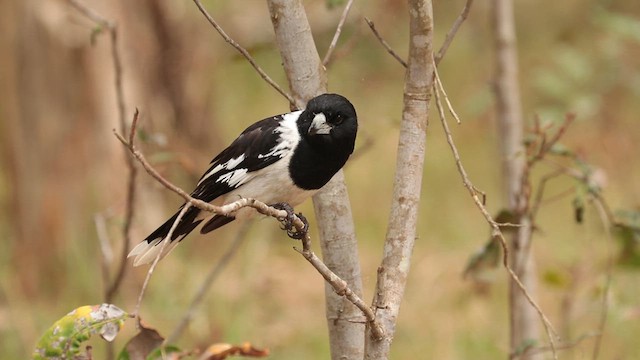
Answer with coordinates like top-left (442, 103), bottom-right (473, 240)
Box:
top-left (335, 115), bottom-right (344, 125)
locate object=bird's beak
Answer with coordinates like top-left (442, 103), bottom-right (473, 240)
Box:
top-left (308, 113), bottom-right (332, 136)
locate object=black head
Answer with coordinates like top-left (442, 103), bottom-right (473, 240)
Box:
top-left (299, 93), bottom-right (358, 155)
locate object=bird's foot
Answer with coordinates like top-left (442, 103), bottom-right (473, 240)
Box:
top-left (271, 202), bottom-right (309, 240)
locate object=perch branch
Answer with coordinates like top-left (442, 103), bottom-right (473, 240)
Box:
top-left (295, 234), bottom-right (384, 340)
top-left (191, 0), bottom-right (295, 106)
top-left (115, 111), bottom-right (382, 339)
top-left (322, 0), bottom-right (356, 66)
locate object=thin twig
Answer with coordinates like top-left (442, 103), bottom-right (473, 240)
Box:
top-left (433, 65), bottom-right (462, 124)
top-left (432, 65), bottom-right (559, 353)
top-left (106, 109), bottom-right (138, 302)
top-left (191, 0), bottom-right (295, 107)
top-left (510, 332), bottom-right (600, 359)
top-left (322, 0), bottom-right (356, 67)
top-left (133, 203), bottom-right (193, 323)
top-left (364, 17), bottom-right (407, 68)
top-left (68, 0), bottom-right (134, 306)
top-left (165, 222), bottom-right (252, 344)
top-left (434, 0), bottom-right (475, 64)
top-left (528, 114), bottom-right (575, 167)
top-left (530, 169), bottom-right (564, 219)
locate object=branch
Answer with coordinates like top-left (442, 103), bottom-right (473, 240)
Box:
top-left (510, 332), bottom-right (600, 359)
top-left (68, 0), bottom-right (135, 305)
top-left (295, 229), bottom-right (384, 341)
top-left (364, 17), bottom-right (407, 68)
top-left (365, 1), bottom-right (433, 357)
top-left (434, 0), bottom-right (475, 64)
top-left (432, 57), bottom-right (560, 355)
top-left (322, 0), bottom-right (356, 67)
top-left (366, 0), bottom-right (474, 69)
top-left (191, 0), bottom-right (295, 107)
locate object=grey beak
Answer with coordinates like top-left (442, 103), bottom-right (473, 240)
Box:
top-left (308, 113), bottom-right (332, 136)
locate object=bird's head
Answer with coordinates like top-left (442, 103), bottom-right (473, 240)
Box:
top-left (300, 93), bottom-right (358, 154)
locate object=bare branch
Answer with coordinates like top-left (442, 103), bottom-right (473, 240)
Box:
top-left (432, 63), bottom-right (559, 352)
top-left (165, 222), bottom-right (252, 344)
top-left (434, 0), bottom-right (475, 64)
top-left (433, 65), bottom-right (462, 124)
top-left (364, 17), bottom-right (407, 68)
top-left (295, 231), bottom-right (384, 340)
top-left (322, 0), bottom-right (356, 67)
top-left (510, 332), bottom-right (600, 359)
top-left (191, 0), bottom-right (295, 107)
top-left (68, 0), bottom-right (135, 305)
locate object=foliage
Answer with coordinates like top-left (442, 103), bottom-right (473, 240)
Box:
top-left (33, 304), bottom-right (127, 360)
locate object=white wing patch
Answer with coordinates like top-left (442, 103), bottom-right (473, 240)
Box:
top-left (216, 168), bottom-right (250, 187)
top-left (258, 111), bottom-right (302, 159)
top-left (199, 154), bottom-right (246, 186)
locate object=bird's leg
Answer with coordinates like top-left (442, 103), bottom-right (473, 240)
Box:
top-left (271, 202), bottom-right (309, 240)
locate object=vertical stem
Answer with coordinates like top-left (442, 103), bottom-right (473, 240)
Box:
top-left (364, 0), bottom-right (434, 358)
top-left (492, 0), bottom-right (540, 357)
top-left (266, 1), bottom-right (365, 358)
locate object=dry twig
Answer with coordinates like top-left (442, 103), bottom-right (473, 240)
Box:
top-left (68, 0), bottom-right (135, 305)
top-left (432, 59), bottom-right (559, 355)
top-left (191, 0), bottom-right (295, 107)
top-left (322, 0), bottom-right (356, 66)
top-left (364, 17), bottom-right (407, 68)
top-left (434, 0), bottom-right (475, 64)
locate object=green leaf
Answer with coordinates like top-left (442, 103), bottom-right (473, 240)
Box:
top-left (33, 304), bottom-right (128, 359)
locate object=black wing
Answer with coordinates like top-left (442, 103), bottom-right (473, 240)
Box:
top-left (191, 113), bottom-right (295, 203)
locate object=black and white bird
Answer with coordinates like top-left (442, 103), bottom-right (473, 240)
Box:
top-left (128, 93), bottom-right (358, 266)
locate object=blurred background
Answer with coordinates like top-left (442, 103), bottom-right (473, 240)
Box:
top-left (1, 0), bottom-right (639, 358)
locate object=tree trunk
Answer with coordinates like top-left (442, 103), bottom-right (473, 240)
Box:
top-left (364, 0), bottom-right (434, 358)
top-left (492, 0), bottom-right (540, 357)
top-left (266, 1), bottom-right (365, 358)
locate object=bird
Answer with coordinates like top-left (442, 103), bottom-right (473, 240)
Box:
top-left (128, 93), bottom-right (358, 266)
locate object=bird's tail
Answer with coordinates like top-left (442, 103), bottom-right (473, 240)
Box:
top-left (128, 206), bottom-right (202, 266)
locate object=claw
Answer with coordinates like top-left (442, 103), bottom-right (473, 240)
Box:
top-left (271, 202), bottom-right (308, 240)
